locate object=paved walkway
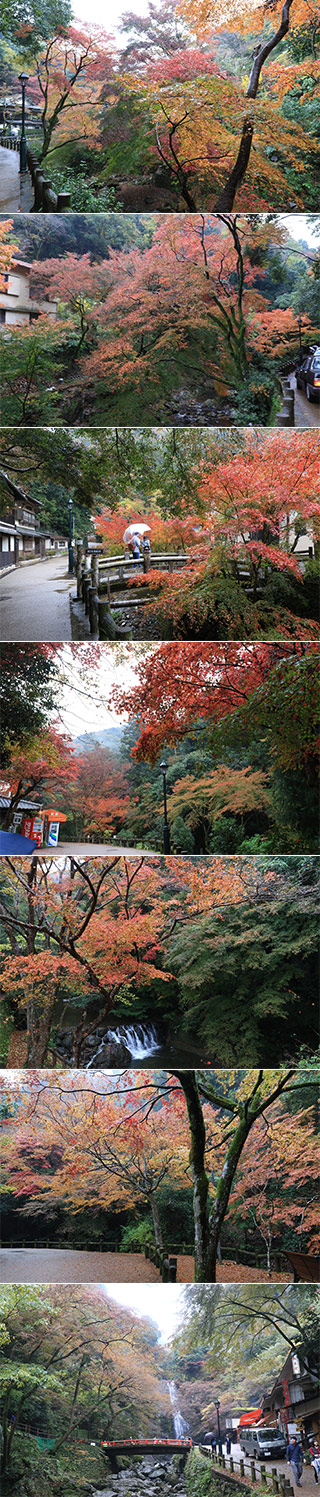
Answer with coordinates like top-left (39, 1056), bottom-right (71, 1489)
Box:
top-left (290, 375), bottom-right (320, 429)
top-left (218, 1444), bottom-right (317, 1495)
top-left (0, 1248), bottom-right (160, 1283)
top-left (42, 844), bottom-right (154, 857)
top-left (0, 553), bottom-right (73, 640)
top-left (0, 145), bottom-right (33, 209)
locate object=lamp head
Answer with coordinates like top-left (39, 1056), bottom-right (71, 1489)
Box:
top-left (19, 73), bottom-right (29, 85)
top-left (160, 759), bottom-right (168, 775)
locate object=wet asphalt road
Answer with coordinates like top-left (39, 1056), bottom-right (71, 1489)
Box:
top-left (0, 553), bottom-right (73, 640)
top-left (290, 375), bottom-right (320, 428)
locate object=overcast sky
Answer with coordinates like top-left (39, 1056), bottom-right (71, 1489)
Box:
top-left (75, 0), bottom-right (148, 36)
top-left (57, 643), bottom-right (148, 738)
top-left (101, 1282), bottom-right (185, 1341)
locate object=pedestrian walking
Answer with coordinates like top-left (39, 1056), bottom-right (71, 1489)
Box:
top-left (226, 1436), bottom-right (232, 1455)
top-left (132, 535), bottom-right (142, 571)
top-left (310, 1442), bottom-right (320, 1483)
top-left (287, 1437), bottom-right (304, 1485)
top-left (142, 534), bottom-right (151, 572)
top-left (211, 1435), bottom-right (217, 1454)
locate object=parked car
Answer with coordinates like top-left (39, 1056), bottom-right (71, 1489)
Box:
top-left (239, 1425), bottom-right (287, 1459)
top-left (296, 347), bottom-right (320, 401)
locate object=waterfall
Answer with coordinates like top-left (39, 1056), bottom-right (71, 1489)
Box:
top-left (167, 1381), bottom-right (189, 1440)
top-left (86, 1023), bottom-right (161, 1067)
top-left (108, 1024), bottom-right (161, 1059)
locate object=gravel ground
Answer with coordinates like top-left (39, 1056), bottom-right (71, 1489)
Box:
top-left (0, 1249), bottom-right (161, 1283)
top-left (176, 1258), bottom-right (293, 1282)
top-left (0, 1249), bottom-right (293, 1284)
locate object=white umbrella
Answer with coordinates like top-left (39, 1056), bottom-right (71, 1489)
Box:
top-left (123, 523), bottom-right (151, 542)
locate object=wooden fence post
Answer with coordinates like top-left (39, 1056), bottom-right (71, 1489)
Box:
top-left (76, 542), bottom-right (83, 599)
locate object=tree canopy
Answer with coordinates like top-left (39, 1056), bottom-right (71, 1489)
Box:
top-left (1, 1066), bottom-right (318, 1281)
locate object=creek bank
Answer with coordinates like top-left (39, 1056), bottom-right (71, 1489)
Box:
top-left (54, 1020), bottom-right (164, 1067)
top-left (93, 1455), bottom-right (187, 1496)
top-left (54, 1008), bottom-right (208, 1068)
top-left (162, 390), bottom-right (233, 426)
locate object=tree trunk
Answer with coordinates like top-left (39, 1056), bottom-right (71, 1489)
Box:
top-left (175, 1071), bottom-right (210, 1280)
top-left (205, 1114), bottom-right (254, 1281)
top-left (28, 1003), bottom-right (55, 1067)
top-left (149, 1191), bottom-right (164, 1249)
top-left (215, 119), bottom-right (254, 211)
top-left (216, 0), bottom-right (294, 210)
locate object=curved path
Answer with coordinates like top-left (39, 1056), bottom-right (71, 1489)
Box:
top-left (41, 844), bottom-right (155, 857)
top-left (0, 1248), bottom-right (161, 1283)
top-left (0, 1249), bottom-right (292, 1284)
top-left (0, 146), bottom-right (33, 209)
top-left (290, 374), bottom-right (320, 428)
top-left (215, 1443), bottom-right (316, 1495)
top-left (0, 552), bottom-right (73, 641)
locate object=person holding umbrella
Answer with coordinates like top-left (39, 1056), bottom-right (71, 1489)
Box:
top-left (123, 521), bottom-right (151, 572)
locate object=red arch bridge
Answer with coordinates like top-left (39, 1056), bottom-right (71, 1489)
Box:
top-left (101, 1439), bottom-right (192, 1471)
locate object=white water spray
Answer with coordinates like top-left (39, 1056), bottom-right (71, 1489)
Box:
top-left (87, 1023), bottom-right (161, 1067)
top-left (167, 1382), bottom-right (189, 1440)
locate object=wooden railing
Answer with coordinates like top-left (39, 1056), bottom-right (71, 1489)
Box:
top-left (275, 379), bottom-right (295, 427)
top-left (0, 136), bottom-right (70, 210)
top-left (74, 544), bottom-right (190, 639)
top-left (0, 135), bottom-right (19, 150)
top-left (200, 1448), bottom-right (295, 1497)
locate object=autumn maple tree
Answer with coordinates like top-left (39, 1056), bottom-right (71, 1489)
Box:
top-left (128, 430), bottom-right (320, 639)
top-left (2, 1066), bottom-right (318, 1281)
top-left (2, 217), bottom-right (319, 427)
top-left (1, 728), bottom-right (77, 832)
top-left (28, 215), bottom-right (319, 425)
top-left (155, 0), bottom-right (319, 208)
top-left (0, 1284), bottom-right (169, 1479)
top-left (0, 854), bottom-right (258, 1067)
top-left (1, 855), bottom-right (317, 1069)
top-left (227, 1105), bottom-right (319, 1272)
top-left (110, 640), bottom-right (319, 771)
top-left (0, 222), bottom-right (18, 289)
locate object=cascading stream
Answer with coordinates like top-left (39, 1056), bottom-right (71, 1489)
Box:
top-left (167, 1381), bottom-right (189, 1439)
top-left (87, 1023), bottom-right (161, 1066)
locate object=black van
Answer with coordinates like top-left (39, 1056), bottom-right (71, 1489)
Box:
top-left (296, 347), bottom-right (320, 401)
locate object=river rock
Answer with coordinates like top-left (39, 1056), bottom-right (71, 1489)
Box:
top-left (93, 1455), bottom-right (187, 1494)
top-left (89, 1038), bottom-right (132, 1067)
top-left (55, 1031), bottom-right (132, 1067)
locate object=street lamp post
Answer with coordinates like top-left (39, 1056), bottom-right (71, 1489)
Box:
top-left (68, 497), bottom-right (74, 575)
top-left (215, 1400), bottom-right (222, 1456)
top-left (18, 73), bottom-right (28, 173)
top-left (160, 759), bottom-right (171, 853)
top-left (298, 317), bottom-right (302, 366)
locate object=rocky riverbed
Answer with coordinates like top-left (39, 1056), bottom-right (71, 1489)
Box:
top-left (94, 1455), bottom-right (187, 1496)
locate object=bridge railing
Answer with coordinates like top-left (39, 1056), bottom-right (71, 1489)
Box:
top-left (200, 1449), bottom-right (295, 1497)
top-left (74, 544), bottom-right (191, 639)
